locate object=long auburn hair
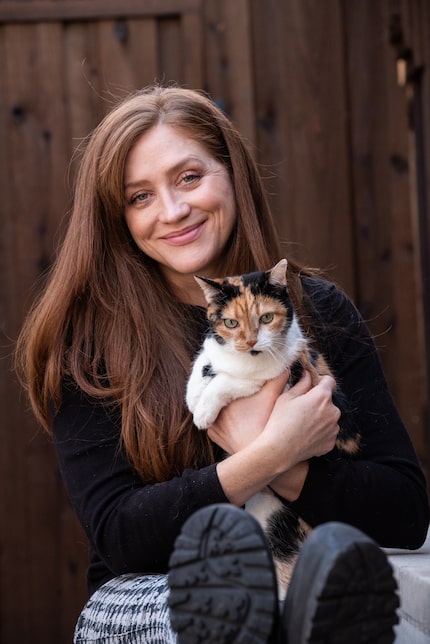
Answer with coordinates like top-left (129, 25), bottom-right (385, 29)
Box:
top-left (16, 85), bottom-right (311, 483)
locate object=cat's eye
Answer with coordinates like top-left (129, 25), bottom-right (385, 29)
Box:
top-left (224, 318), bottom-right (238, 328)
top-left (260, 313), bottom-right (274, 324)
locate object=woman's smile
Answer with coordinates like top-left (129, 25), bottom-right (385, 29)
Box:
top-left (160, 221), bottom-right (206, 245)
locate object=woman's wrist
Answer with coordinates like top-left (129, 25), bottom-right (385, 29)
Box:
top-left (215, 434), bottom-right (297, 507)
top-left (214, 428), bottom-right (310, 507)
top-left (268, 460), bottom-right (310, 502)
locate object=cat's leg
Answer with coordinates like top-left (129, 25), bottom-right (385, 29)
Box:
top-left (192, 374), bottom-right (261, 429)
top-left (246, 490), bottom-right (310, 602)
top-left (185, 351), bottom-right (214, 414)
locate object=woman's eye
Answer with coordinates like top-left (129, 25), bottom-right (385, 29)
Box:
top-left (181, 172), bottom-right (202, 185)
top-left (260, 313), bottom-right (274, 324)
top-left (224, 318), bottom-right (238, 328)
top-left (129, 192), bottom-right (149, 206)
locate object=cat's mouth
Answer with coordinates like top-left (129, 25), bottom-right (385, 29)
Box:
top-left (250, 350), bottom-right (261, 356)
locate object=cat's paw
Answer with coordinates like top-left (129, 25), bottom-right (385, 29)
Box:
top-left (192, 403), bottom-right (219, 430)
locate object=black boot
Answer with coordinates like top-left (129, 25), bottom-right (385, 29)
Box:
top-left (281, 522), bottom-right (400, 644)
top-left (168, 508), bottom-right (399, 644)
top-left (168, 504), bottom-right (279, 643)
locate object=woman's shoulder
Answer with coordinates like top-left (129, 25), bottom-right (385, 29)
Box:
top-left (300, 274), bottom-right (356, 319)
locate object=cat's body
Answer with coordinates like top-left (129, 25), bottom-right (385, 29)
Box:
top-left (186, 310), bottom-right (307, 430)
top-left (186, 259), bottom-right (360, 597)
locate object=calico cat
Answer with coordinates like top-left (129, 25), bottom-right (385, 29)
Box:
top-left (186, 258), bottom-right (360, 597)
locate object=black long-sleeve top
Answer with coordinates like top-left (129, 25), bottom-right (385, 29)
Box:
top-left (52, 277), bottom-right (429, 596)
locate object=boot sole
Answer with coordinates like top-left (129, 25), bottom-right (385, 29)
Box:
top-left (283, 522), bottom-right (400, 644)
top-left (168, 504), bottom-right (278, 643)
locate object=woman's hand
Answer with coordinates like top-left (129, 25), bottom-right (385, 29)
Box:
top-left (263, 373), bottom-right (341, 500)
top-left (208, 370), bottom-right (290, 454)
top-left (209, 370), bottom-right (340, 463)
top-left (211, 370), bottom-right (341, 506)
top-left (263, 372), bottom-right (341, 464)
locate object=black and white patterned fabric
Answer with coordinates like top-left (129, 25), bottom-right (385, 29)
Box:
top-left (74, 574), bottom-right (177, 643)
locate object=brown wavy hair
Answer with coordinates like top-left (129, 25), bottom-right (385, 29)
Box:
top-left (16, 85), bottom-right (309, 483)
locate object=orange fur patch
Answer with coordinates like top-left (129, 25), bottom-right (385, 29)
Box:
top-left (213, 289), bottom-right (289, 352)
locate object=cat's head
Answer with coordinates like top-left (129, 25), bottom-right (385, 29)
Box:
top-left (195, 259), bottom-right (294, 353)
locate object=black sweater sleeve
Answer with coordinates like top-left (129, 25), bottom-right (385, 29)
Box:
top-left (291, 278), bottom-right (429, 548)
top-left (52, 382), bottom-right (229, 594)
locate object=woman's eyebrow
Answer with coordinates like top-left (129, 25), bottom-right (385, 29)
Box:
top-left (124, 155), bottom-right (204, 189)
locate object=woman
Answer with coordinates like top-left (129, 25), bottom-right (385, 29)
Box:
top-left (16, 85), bottom-right (429, 643)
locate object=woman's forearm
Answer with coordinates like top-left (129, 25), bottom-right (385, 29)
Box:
top-left (268, 461), bottom-right (310, 501)
top-left (215, 433), bottom-right (299, 507)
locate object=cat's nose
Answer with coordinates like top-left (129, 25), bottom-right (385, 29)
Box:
top-left (246, 339), bottom-right (257, 347)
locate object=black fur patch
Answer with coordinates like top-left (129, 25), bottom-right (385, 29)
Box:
top-left (289, 360), bottom-right (304, 387)
top-left (308, 347), bottom-right (319, 366)
top-left (266, 505), bottom-right (307, 561)
top-left (332, 386), bottom-right (360, 454)
top-left (241, 269), bottom-right (292, 310)
top-left (216, 282), bottom-right (241, 305)
top-left (202, 364), bottom-right (215, 379)
top-left (242, 270), bottom-right (264, 287)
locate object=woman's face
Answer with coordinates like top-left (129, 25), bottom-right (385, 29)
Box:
top-left (124, 124), bottom-right (237, 301)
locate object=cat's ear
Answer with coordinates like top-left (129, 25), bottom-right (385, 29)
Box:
top-left (194, 275), bottom-right (223, 304)
top-left (268, 259), bottom-right (288, 286)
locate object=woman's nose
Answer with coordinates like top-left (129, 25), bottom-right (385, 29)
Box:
top-left (158, 191), bottom-right (191, 222)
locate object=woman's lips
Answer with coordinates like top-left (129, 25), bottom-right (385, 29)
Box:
top-left (161, 222), bottom-right (205, 246)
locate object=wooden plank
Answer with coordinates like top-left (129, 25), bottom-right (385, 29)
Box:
top-left (401, 0), bottom-right (430, 478)
top-left (97, 20), bottom-right (142, 97)
top-left (0, 0), bottom-right (200, 23)
top-left (0, 24), bottom-right (12, 335)
top-left (250, 0), bottom-right (355, 294)
top-left (201, 0), bottom-right (231, 106)
top-left (34, 22), bottom-right (71, 267)
top-left (202, 0), bottom-right (255, 143)
top-left (248, 0), bottom-right (291, 255)
top-left (36, 22), bottom-right (89, 640)
top-left (158, 16), bottom-right (182, 84)
top-left (182, 9), bottom-right (204, 88)
top-left (1, 21), bottom-right (62, 642)
top-left (344, 0), bottom-right (394, 328)
top-left (96, 16), bottom-right (183, 98)
top-left (418, 0), bottom-right (430, 488)
top-left (343, 0), bottom-right (427, 474)
top-left (384, 1), bottom-right (427, 461)
top-left (222, 0), bottom-right (255, 145)
top-left (63, 22), bottom-right (105, 164)
top-left (1, 18), bottom-right (90, 642)
top-left (0, 25), bottom-right (26, 644)
top-left (128, 18), bottom-right (159, 89)
top-left (344, 3), bottom-right (396, 336)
